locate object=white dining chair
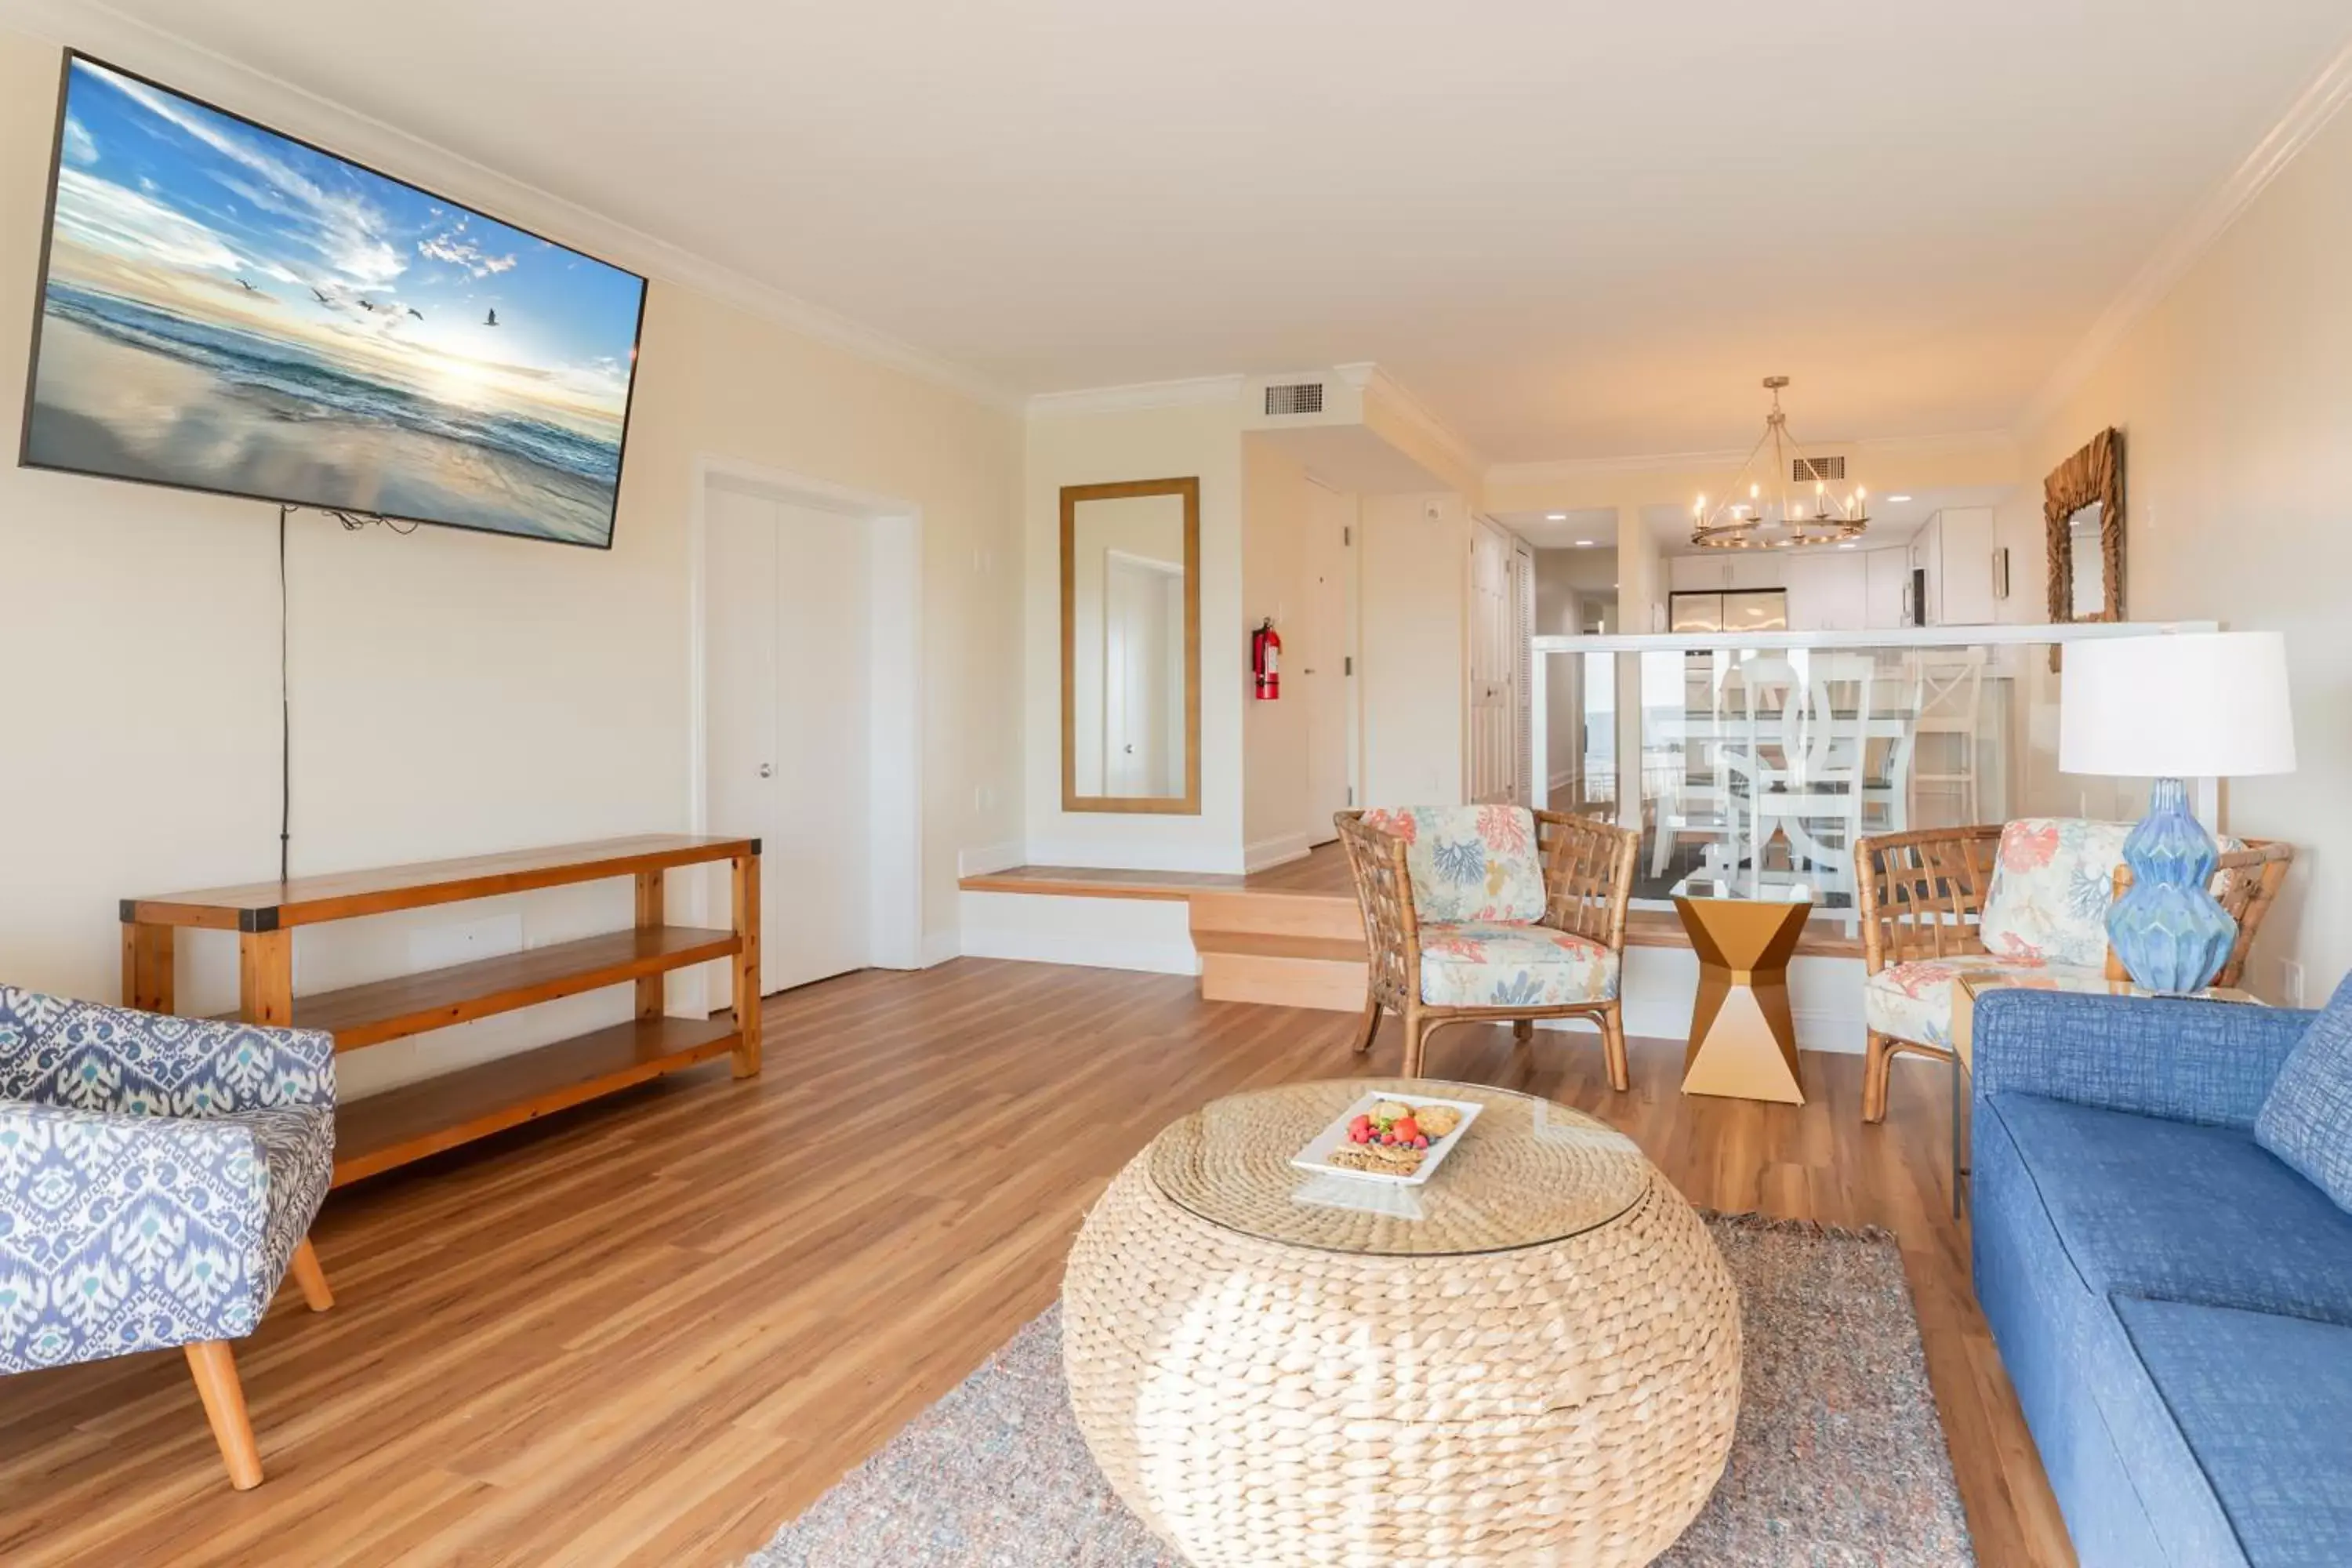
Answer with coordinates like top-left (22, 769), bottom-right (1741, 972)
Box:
top-left (1907, 648), bottom-right (1986, 827)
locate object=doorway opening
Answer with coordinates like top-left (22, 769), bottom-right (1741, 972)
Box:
top-left (691, 457), bottom-right (922, 1004)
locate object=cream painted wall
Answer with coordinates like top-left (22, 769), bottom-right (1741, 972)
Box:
top-left (0, 27), bottom-right (1023, 1093)
top-left (1025, 401), bottom-right (1245, 871)
top-left (1359, 493), bottom-right (1468, 807)
top-left (1240, 434), bottom-right (1315, 862)
top-left (2005, 95), bottom-right (2352, 996)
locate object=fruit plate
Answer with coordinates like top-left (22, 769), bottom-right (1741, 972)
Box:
top-left (1288, 1092), bottom-right (1484, 1187)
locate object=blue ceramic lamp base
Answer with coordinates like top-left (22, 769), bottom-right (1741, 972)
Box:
top-left (2106, 776), bottom-right (2238, 994)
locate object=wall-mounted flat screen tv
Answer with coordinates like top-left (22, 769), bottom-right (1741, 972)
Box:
top-left (20, 52), bottom-right (648, 548)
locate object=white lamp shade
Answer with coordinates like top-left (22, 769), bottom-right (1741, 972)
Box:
top-left (2060, 631), bottom-right (2296, 779)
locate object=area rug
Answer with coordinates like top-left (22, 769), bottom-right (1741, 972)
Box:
top-left (745, 1213), bottom-right (1975, 1566)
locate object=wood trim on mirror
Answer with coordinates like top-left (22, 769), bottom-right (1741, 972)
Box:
top-left (2044, 426), bottom-right (2124, 670)
top-left (1061, 477), bottom-right (1202, 815)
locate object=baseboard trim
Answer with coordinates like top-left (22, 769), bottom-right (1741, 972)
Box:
top-left (918, 929), bottom-right (962, 967)
top-left (1020, 839), bottom-right (1244, 875)
top-left (1243, 831), bottom-right (1313, 873)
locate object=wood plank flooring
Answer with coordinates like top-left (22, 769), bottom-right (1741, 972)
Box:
top-left (0, 958), bottom-right (2071, 1566)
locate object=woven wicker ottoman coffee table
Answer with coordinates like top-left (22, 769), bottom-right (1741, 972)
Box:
top-left (1064, 1078), bottom-right (1741, 1567)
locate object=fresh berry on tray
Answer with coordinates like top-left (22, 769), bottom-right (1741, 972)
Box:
top-left (1329, 1100), bottom-right (1457, 1170)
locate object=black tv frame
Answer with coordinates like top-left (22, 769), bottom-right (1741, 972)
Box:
top-left (16, 48), bottom-right (650, 551)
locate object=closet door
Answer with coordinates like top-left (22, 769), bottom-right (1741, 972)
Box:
top-left (706, 488), bottom-right (872, 995)
top-left (1466, 521), bottom-right (1514, 804)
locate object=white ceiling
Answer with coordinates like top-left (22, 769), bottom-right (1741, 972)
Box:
top-left (1495, 508), bottom-right (1618, 551)
top-left (67, 0), bottom-right (2352, 461)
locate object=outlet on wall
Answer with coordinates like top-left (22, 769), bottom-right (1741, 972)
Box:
top-left (411, 912), bottom-right (524, 972)
top-left (2280, 958), bottom-right (2306, 1008)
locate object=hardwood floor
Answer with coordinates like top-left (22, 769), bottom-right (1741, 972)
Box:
top-left (0, 958), bottom-right (2071, 1566)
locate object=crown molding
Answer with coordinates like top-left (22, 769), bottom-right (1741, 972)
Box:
top-left (1025, 375), bottom-right (1245, 417)
top-left (0, 0), bottom-right (1023, 413)
top-left (1338, 361), bottom-right (1488, 491)
top-left (2013, 29), bottom-right (2352, 437)
top-left (1853, 427), bottom-right (2017, 457)
top-left (1486, 446), bottom-right (1751, 487)
top-left (1486, 426), bottom-right (2016, 488)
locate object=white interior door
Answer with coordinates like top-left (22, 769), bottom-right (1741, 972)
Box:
top-left (1301, 481), bottom-right (1354, 839)
top-left (1103, 552), bottom-right (1180, 797)
top-left (1512, 541), bottom-right (1534, 804)
top-left (705, 485), bottom-right (873, 995)
top-left (1467, 520), bottom-right (1513, 804)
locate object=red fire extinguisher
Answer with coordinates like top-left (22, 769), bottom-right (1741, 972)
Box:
top-left (1251, 618), bottom-right (1282, 700)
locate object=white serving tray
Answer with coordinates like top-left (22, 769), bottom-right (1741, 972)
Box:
top-left (1289, 1091), bottom-right (1484, 1187)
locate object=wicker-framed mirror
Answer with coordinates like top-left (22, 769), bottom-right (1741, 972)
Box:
top-left (1061, 477), bottom-right (1203, 814)
top-left (2045, 427), bottom-right (2124, 644)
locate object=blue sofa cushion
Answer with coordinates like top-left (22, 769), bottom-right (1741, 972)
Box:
top-left (2257, 974), bottom-right (2352, 1214)
top-left (1988, 1091), bottom-right (2352, 1325)
top-left (2115, 1298), bottom-right (2352, 1568)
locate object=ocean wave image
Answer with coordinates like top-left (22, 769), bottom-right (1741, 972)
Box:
top-left (23, 56), bottom-right (644, 546)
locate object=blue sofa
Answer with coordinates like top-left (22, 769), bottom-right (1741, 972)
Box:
top-left (1972, 989), bottom-right (2352, 1568)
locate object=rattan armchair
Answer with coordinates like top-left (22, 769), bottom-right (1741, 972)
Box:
top-left (1336, 807), bottom-right (1639, 1086)
top-left (1855, 826), bottom-right (2292, 1123)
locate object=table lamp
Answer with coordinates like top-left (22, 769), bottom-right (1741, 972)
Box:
top-left (2059, 631), bottom-right (2296, 993)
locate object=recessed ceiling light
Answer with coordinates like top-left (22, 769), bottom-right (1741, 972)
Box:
top-left (1574, 539), bottom-right (1595, 547)
top-left (1887, 494), bottom-right (1913, 503)
top-left (1544, 513), bottom-right (1567, 521)
top-left (1837, 543), bottom-right (1857, 550)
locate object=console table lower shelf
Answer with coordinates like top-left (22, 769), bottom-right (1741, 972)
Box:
top-left (121, 833), bottom-right (764, 1188)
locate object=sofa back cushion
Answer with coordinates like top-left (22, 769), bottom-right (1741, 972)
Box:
top-left (2257, 973), bottom-right (2352, 1214)
top-left (1980, 818), bottom-right (2134, 965)
top-left (1358, 805), bottom-right (1548, 924)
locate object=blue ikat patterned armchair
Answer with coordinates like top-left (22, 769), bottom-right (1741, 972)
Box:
top-left (0, 985), bottom-right (338, 1490)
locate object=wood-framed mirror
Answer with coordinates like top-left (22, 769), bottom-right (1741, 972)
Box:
top-left (1061, 477), bottom-right (1202, 814)
top-left (2045, 426), bottom-right (2125, 655)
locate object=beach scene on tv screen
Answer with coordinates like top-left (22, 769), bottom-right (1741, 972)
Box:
top-left (23, 57), bottom-right (644, 546)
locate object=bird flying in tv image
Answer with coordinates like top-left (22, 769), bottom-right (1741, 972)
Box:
top-left (22, 56), bottom-right (647, 547)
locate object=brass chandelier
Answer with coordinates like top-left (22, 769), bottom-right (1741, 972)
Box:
top-left (1690, 376), bottom-right (1868, 549)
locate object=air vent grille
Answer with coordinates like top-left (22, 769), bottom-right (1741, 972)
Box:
top-left (1793, 456), bottom-right (1846, 481)
top-left (1265, 381), bottom-right (1325, 416)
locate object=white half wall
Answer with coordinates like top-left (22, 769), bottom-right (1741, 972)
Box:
top-left (956, 891), bottom-right (1198, 975)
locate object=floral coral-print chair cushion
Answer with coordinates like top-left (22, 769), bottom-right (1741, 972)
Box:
top-left (1977, 818), bottom-right (2137, 967)
top-left (1976, 817), bottom-right (2243, 968)
top-left (1418, 922), bottom-right (1618, 1008)
top-left (1861, 954), bottom-right (2085, 1050)
top-left (1356, 805), bottom-right (1548, 924)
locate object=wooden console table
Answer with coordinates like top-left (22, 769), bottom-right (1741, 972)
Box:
top-left (122, 834), bottom-right (761, 1187)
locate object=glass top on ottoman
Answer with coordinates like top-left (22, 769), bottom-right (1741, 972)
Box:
top-left (1147, 1079), bottom-right (1650, 1258)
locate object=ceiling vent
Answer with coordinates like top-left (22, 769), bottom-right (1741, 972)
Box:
top-left (1792, 455), bottom-right (1846, 482)
top-left (1264, 380), bottom-right (1325, 417)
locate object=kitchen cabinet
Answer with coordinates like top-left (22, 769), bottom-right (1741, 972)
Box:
top-left (1783, 551), bottom-right (1869, 632)
top-left (1864, 547), bottom-right (1910, 630)
top-left (1907, 506), bottom-right (1997, 626)
top-left (1668, 554), bottom-right (1784, 592)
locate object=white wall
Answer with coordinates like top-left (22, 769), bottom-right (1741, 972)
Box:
top-left (1024, 400), bottom-right (1245, 871)
top-left (2002, 93), bottom-right (2352, 998)
top-left (1358, 493), bottom-right (1468, 807)
top-left (1240, 434), bottom-right (1316, 863)
top-left (0, 26), bottom-right (1024, 1094)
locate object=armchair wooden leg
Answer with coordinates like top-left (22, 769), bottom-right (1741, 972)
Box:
top-left (1402, 1013), bottom-right (1428, 1079)
top-left (1512, 1018), bottom-right (1534, 1044)
top-left (1863, 1032), bottom-right (1893, 1124)
top-left (1352, 1000), bottom-right (1381, 1056)
top-left (184, 1341), bottom-right (263, 1491)
top-left (289, 1238), bottom-right (333, 1312)
top-left (1600, 1004), bottom-right (1631, 1093)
